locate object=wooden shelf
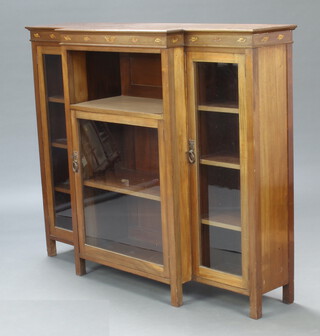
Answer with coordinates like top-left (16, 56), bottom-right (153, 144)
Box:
top-left (51, 138), bottom-right (68, 149)
top-left (71, 95), bottom-right (163, 119)
top-left (200, 154), bottom-right (240, 169)
top-left (55, 182), bottom-right (70, 194)
top-left (202, 209), bottom-right (241, 231)
top-left (48, 95), bottom-right (65, 103)
top-left (83, 168), bottom-right (161, 201)
top-left (198, 103), bottom-right (239, 114)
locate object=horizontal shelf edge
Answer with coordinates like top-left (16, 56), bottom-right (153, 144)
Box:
top-left (51, 141), bottom-right (68, 149)
top-left (201, 218), bottom-right (241, 231)
top-left (83, 180), bottom-right (161, 201)
top-left (198, 104), bottom-right (239, 114)
top-left (54, 183), bottom-right (71, 194)
top-left (48, 96), bottom-right (65, 103)
top-left (72, 105), bottom-right (164, 120)
top-left (200, 158), bottom-right (240, 170)
top-left (71, 96), bottom-right (164, 120)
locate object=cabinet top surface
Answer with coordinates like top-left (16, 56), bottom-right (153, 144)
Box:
top-left (26, 23), bottom-right (297, 33)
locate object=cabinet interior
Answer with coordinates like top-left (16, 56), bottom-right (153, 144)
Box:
top-left (68, 51), bottom-right (163, 104)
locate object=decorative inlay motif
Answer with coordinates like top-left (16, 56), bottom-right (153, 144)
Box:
top-left (261, 36), bottom-right (269, 42)
top-left (104, 36), bottom-right (116, 43)
top-left (171, 36), bottom-right (179, 43)
top-left (189, 36), bottom-right (198, 42)
top-left (212, 37), bottom-right (222, 42)
top-left (131, 37), bottom-right (139, 43)
top-left (33, 33), bottom-right (40, 38)
top-left (277, 34), bottom-right (284, 40)
top-left (63, 35), bottom-right (72, 41)
top-left (237, 37), bottom-right (247, 43)
top-left (84, 36), bottom-right (90, 42)
top-left (154, 38), bottom-right (162, 44)
top-left (49, 33), bottom-right (56, 39)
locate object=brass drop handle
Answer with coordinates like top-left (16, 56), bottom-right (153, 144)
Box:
top-left (188, 140), bottom-right (196, 164)
top-left (72, 151), bottom-right (79, 173)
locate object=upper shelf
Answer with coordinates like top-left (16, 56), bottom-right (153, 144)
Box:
top-left (71, 96), bottom-right (163, 119)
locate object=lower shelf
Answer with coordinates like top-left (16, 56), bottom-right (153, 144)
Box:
top-left (85, 236), bottom-right (163, 265)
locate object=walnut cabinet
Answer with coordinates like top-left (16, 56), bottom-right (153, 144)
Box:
top-left (27, 23), bottom-right (296, 319)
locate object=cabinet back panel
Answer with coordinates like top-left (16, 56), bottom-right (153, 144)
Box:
top-left (120, 53), bottom-right (163, 99)
top-left (86, 52), bottom-right (122, 101)
top-left (110, 124), bottom-right (160, 173)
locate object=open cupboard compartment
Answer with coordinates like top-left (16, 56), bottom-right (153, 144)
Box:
top-left (68, 50), bottom-right (163, 116)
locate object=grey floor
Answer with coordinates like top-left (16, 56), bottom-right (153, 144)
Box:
top-left (1, 176), bottom-right (320, 336)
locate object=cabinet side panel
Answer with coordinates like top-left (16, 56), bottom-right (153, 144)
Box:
top-left (257, 45), bottom-right (289, 293)
top-left (31, 44), bottom-right (57, 256)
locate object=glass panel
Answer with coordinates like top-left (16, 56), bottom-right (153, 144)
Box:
top-left (196, 61), bottom-right (242, 276)
top-left (197, 62), bottom-right (238, 107)
top-left (83, 187), bottom-right (163, 264)
top-left (199, 111), bottom-right (239, 163)
top-left (200, 166), bottom-right (241, 229)
top-left (201, 225), bottom-right (242, 275)
top-left (43, 55), bottom-right (64, 99)
top-left (48, 102), bottom-right (67, 145)
top-left (52, 147), bottom-right (69, 188)
top-left (43, 54), bottom-right (71, 230)
top-left (54, 192), bottom-right (72, 230)
top-left (80, 120), bottom-right (163, 264)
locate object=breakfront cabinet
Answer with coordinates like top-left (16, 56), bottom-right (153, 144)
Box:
top-left (27, 23), bottom-right (296, 319)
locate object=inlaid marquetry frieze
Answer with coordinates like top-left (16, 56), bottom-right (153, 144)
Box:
top-left (29, 29), bottom-right (292, 48)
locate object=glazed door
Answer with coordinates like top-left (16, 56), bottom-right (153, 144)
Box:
top-left (37, 47), bottom-right (73, 243)
top-left (71, 111), bottom-right (169, 279)
top-left (187, 52), bottom-right (248, 289)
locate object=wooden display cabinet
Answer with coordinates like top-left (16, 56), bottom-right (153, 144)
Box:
top-left (27, 23), bottom-right (296, 318)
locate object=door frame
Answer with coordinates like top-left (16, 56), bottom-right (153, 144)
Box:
top-left (70, 109), bottom-right (170, 281)
top-left (37, 46), bottom-right (74, 244)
